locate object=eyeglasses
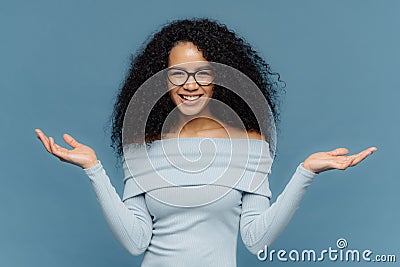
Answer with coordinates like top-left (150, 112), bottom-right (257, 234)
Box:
top-left (167, 67), bottom-right (214, 86)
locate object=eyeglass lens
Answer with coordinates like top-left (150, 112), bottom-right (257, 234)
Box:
top-left (167, 68), bottom-right (214, 86)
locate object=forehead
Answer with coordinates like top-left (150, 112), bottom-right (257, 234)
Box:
top-left (168, 42), bottom-right (209, 69)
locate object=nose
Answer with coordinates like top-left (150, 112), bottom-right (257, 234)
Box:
top-left (182, 75), bottom-right (199, 91)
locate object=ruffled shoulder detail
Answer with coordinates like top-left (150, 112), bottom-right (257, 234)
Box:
top-left (121, 138), bottom-right (273, 204)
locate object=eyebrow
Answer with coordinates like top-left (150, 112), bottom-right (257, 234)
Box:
top-left (169, 65), bottom-right (212, 71)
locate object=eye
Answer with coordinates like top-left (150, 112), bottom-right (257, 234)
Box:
top-left (169, 70), bottom-right (185, 76)
top-left (197, 71), bottom-right (211, 75)
top-left (197, 70), bottom-right (213, 76)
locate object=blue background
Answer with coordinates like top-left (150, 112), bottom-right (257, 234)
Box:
top-left (1, 0), bottom-right (398, 266)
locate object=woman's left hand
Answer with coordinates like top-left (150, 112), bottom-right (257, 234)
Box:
top-left (302, 146), bottom-right (378, 174)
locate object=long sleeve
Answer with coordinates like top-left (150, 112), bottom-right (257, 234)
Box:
top-left (83, 160), bottom-right (153, 256)
top-left (239, 162), bottom-right (317, 255)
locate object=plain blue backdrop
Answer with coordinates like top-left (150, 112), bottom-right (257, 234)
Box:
top-left (1, 0), bottom-right (398, 266)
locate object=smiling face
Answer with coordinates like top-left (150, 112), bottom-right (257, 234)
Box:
top-left (167, 41), bottom-right (214, 116)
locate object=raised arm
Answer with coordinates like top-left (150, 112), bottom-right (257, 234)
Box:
top-left (240, 146), bottom-right (377, 255)
top-left (240, 162), bottom-right (316, 255)
top-left (83, 160), bottom-right (153, 255)
top-left (34, 128), bottom-right (153, 255)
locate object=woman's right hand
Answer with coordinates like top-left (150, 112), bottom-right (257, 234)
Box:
top-left (35, 128), bottom-right (99, 169)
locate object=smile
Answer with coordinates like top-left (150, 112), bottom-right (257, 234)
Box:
top-left (178, 94), bottom-right (203, 101)
top-left (177, 94), bottom-right (205, 106)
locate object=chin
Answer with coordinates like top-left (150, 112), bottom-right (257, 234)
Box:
top-left (176, 104), bottom-right (208, 117)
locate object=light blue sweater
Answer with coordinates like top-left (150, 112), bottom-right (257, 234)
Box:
top-left (83, 137), bottom-right (317, 267)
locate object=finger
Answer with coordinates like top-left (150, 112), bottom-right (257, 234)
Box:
top-left (35, 129), bottom-right (49, 142)
top-left (35, 129), bottom-right (51, 152)
top-left (352, 147), bottom-right (375, 159)
top-left (48, 136), bottom-right (55, 154)
top-left (349, 150), bottom-right (374, 166)
top-left (328, 147), bottom-right (349, 156)
top-left (63, 133), bottom-right (81, 149)
top-left (49, 137), bottom-right (66, 159)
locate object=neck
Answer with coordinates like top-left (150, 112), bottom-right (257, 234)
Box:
top-left (174, 106), bottom-right (223, 134)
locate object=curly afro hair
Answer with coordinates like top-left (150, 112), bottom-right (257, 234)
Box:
top-left (106, 17), bottom-right (286, 163)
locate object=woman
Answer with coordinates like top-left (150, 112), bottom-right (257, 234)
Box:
top-left (35, 18), bottom-right (377, 266)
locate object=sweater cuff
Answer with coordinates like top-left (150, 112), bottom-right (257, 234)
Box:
top-left (298, 162), bottom-right (318, 179)
top-left (83, 160), bottom-right (103, 177)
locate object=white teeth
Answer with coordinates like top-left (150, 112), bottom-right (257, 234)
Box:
top-left (182, 95), bottom-right (201, 101)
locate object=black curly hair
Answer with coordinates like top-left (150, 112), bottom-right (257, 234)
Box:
top-left (105, 17), bottom-right (286, 164)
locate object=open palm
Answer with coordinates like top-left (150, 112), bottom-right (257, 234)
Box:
top-left (35, 128), bottom-right (98, 169)
top-left (302, 146), bottom-right (378, 174)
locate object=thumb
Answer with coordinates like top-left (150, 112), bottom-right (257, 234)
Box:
top-left (63, 133), bottom-right (81, 149)
top-left (328, 147), bottom-right (349, 156)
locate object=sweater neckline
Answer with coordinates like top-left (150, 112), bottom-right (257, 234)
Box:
top-left (123, 136), bottom-right (274, 203)
top-left (149, 137), bottom-right (269, 145)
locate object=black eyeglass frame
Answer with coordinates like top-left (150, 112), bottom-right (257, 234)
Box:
top-left (166, 67), bottom-right (215, 86)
